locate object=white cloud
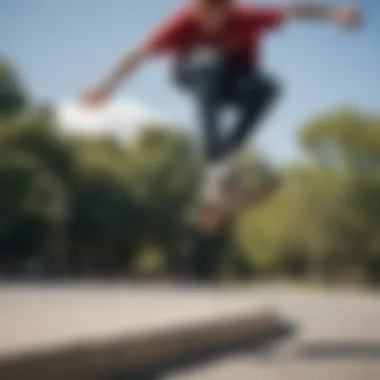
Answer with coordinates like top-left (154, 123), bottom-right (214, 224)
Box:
top-left (56, 97), bottom-right (173, 141)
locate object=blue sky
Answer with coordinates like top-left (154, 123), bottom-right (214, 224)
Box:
top-left (1, 0), bottom-right (379, 163)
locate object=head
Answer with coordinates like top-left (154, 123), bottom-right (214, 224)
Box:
top-left (192, 0), bottom-right (233, 31)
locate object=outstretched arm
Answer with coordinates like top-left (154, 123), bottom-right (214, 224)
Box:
top-left (82, 8), bottom-right (189, 106)
top-left (248, 3), bottom-right (361, 36)
top-left (82, 45), bottom-right (150, 106)
top-left (282, 3), bottom-right (361, 27)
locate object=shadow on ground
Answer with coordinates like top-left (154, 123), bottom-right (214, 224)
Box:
top-left (109, 320), bottom-right (298, 380)
top-left (109, 322), bottom-right (380, 380)
top-left (297, 341), bottom-right (380, 360)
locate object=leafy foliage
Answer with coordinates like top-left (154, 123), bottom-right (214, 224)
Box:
top-left (1, 60), bottom-right (380, 285)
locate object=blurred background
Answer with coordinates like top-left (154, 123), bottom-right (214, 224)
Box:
top-left (0, 0), bottom-right (379, 287)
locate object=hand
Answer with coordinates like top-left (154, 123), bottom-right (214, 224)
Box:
top-left (332, 7), bottom-right (361, 29)
top-left (81, 85), bottom-right (110, 108)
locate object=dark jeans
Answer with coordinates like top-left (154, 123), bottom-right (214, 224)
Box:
top-left (174, 51), bottom-right (280, 162)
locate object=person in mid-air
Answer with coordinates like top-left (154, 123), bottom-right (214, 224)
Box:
top-left (82, 0), bottom-right (360, 278)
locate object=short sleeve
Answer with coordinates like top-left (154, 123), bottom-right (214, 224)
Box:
top-left (246, 5), bottom-right (284, 31)
top-left (144, 8), bottom-right (192, 54)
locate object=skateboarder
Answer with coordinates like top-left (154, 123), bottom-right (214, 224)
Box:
top-left (82, 0), bottom-right (360, 277)
top-left (82, 0), bottom-right (359, 199)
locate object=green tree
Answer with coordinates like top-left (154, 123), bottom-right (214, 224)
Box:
top-left (0, 60), bottom-right (28, 117)
top-left (299, 108), bottom-right (380, 284)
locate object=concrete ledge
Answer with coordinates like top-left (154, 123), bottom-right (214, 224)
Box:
top-left (0, 284), bottom-right (279, 380)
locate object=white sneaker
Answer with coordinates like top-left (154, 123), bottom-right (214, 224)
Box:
top-left (198, 155), bottom-right (238, 203)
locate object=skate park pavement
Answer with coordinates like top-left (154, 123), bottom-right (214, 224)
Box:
top-left (0, 282), bottom-right (379, 380)
top-left (144, 285), bottom-right (380, 380)
top-left (0, 281), bottom-right (278, 380)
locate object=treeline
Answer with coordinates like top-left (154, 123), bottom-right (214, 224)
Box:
top-left (1, 60), bottom-right (380, 285)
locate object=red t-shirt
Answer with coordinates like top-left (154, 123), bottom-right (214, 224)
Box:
top-left (144, 3), bottom-right (284, 71)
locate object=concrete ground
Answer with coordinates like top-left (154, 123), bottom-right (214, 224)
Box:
top-left (0, 282), bottom-right (379, 380)
top-left (0, 282), bottom-right (275, 361)
top-left (157, 286), bottom-right (380, 380)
